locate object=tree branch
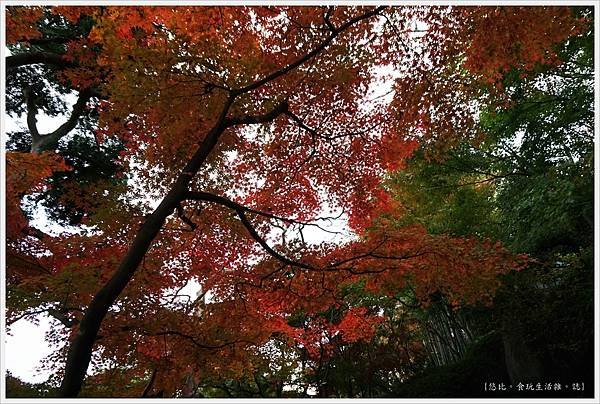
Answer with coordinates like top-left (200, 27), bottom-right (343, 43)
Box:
top-left (183, 191), bottom-right (424, 276)
top-left (232, 6), bottom-right (386, 95)
top-left (6, 308), bottom-right (51, 326)
top-left (6, 250), bottom-right (52, 275)
top-left (58, 94), bottom-right (236, 398)
top-left (141, 368), bottom-right (158, 398)
top-left (225, 100), bottom-right (289, 127)
top-left (7, 51), bottom-right (74, 71)
top-left (58, 8), bottom-right (388, 397)
top-left (184, 190), bottom-right (315, 227)
top-left (25, 87), bottom-right (41, 139)
top-left (183, 191), bottom-right (317, 271)
top-left (28, 88), bottom-right (94, 153)
top-left (237, 208), bottom-right (317, 271)
top-left (152, 330), bottom-right (253, 350)
top-left (323, 7), bottom-right (336, 31)
top-left (285, 109), bottom-right (381, 141)
top-left (47, 307), bottom-right (81, 328)
top-left (176, 203), bottom-right (198, 231)
top-left (7, 306), bottom-right (82, 328)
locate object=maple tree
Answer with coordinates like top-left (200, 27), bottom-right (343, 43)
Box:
top-left (4, 5), bottom-right (586, 398)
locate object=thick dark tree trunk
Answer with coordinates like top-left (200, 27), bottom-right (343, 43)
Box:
top-left (58, 97), bottom-right (234, 397)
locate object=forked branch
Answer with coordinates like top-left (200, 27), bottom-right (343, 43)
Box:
top-left (26, 87), bottom-right (94, 153)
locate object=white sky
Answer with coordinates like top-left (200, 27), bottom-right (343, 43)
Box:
top-left (5, 316), bottom-right (58, 383)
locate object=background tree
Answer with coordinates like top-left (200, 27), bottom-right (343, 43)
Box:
top-left (386, 6), bottom-right (594, 397)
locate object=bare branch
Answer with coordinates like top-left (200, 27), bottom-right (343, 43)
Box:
top-left (184, 190), bottom-right (338, 233)
top-left (285, 109), bottom-right (382, 141)
top-left (183, 191), bottom-right (425, 275)
top-left (6, 308), bottom-right (51, 326)
top-left (183, 191), bottom-right (316, 271)
top-left (236, 208), bottom-right (316, 271)
top-left (7, 306), bottom-right (82, 327)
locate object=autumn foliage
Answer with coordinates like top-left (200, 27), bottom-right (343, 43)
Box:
top-left (3, 5), bottom-right (585, 398)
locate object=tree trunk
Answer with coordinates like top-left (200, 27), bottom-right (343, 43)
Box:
top-left (58, 97), bottom-right (234, 397)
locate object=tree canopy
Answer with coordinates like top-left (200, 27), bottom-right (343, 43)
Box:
top-left (3, 5), bottom-right (593, 398)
